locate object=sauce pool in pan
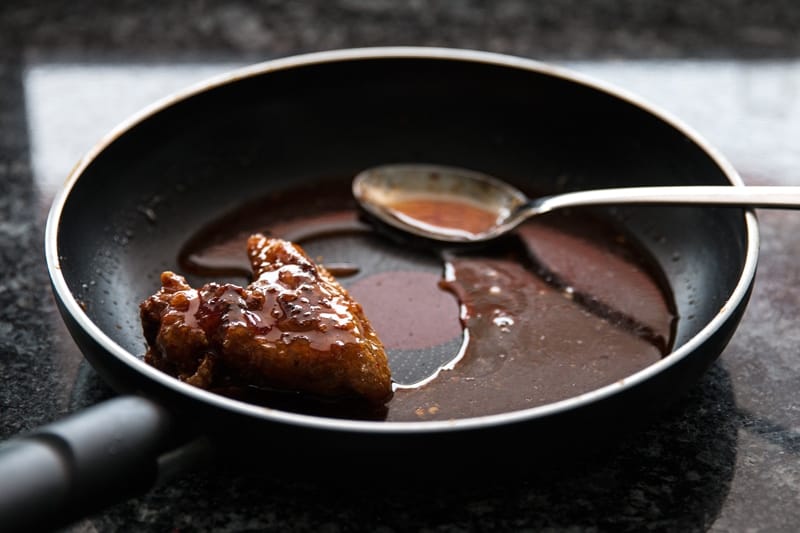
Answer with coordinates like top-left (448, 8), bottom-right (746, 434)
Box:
top-left (177, 178), bottom-right (676, 421)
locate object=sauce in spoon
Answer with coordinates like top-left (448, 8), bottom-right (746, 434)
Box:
top-left (386, 196), bottom-right (503, 241)
top-left (354, 163), bottom-right (800, 243)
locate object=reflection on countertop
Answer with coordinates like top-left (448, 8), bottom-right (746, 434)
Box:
top-left (25, 59), bottom-right (800, 204)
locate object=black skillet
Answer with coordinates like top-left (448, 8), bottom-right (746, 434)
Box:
top-left (0, 48), bottom-right (757, 530)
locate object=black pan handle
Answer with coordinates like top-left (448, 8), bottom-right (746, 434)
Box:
top-left (0, 395), bottom-right (205, 532)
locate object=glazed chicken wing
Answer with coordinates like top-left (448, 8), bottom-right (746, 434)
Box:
top-left (140, 234), bottom-right (392, 404)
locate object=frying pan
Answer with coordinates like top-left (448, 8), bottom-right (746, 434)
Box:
top-left (0, 48), bottom-right (757, 530)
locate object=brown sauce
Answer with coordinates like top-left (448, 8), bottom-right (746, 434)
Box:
top-left (386, 196), bottom-right (501, 239)
top-left (177, 178), bottom-right (676, 421)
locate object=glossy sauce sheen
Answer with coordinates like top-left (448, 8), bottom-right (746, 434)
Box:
top-left (178, 179), bottom-right (676, 421)
top-left (168, 244), bottom-right (362, 353)
top-left (386, 196), bottom-right (501, 239)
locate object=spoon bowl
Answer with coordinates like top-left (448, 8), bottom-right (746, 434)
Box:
top-left (353, 164), bottom-right (528, 242)
top-left (354, 163), bottom-right (800, 243)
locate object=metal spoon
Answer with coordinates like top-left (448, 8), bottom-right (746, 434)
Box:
top-left (353, 164), bottom-right (800, 243)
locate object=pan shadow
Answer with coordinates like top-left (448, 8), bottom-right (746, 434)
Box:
top-left (68, 361), bottom-right (748, 532)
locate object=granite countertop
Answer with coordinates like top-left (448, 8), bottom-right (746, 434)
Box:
top-left (2, 2), bottom-right (799, 531)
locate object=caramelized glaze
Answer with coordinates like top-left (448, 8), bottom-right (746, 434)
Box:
top-left (141, 235), bottom-right (393, 405)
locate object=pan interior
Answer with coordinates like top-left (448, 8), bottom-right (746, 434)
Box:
top-left (53, 53), bottom-right (750, 423)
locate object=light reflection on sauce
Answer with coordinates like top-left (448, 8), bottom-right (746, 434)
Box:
top-left (176, 178), bottom-right (676, 421)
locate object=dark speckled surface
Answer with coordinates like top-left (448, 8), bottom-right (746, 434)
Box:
top-left (2, 1), bottom-right (800, 531)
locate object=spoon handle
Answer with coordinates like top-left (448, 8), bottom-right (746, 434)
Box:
top-left (533, 185), bottom-right (800, 214)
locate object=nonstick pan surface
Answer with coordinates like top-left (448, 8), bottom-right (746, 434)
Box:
top-left (49, 45), bottom-right (759, 456)
top-left (2, 48), bottom-right (758, 529)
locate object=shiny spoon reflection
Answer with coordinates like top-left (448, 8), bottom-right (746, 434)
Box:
top-left (353, 164), bottom-right (800, 243)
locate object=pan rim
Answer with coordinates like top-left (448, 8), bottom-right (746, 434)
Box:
top-left (44, 46), bottom-right (759, 434)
